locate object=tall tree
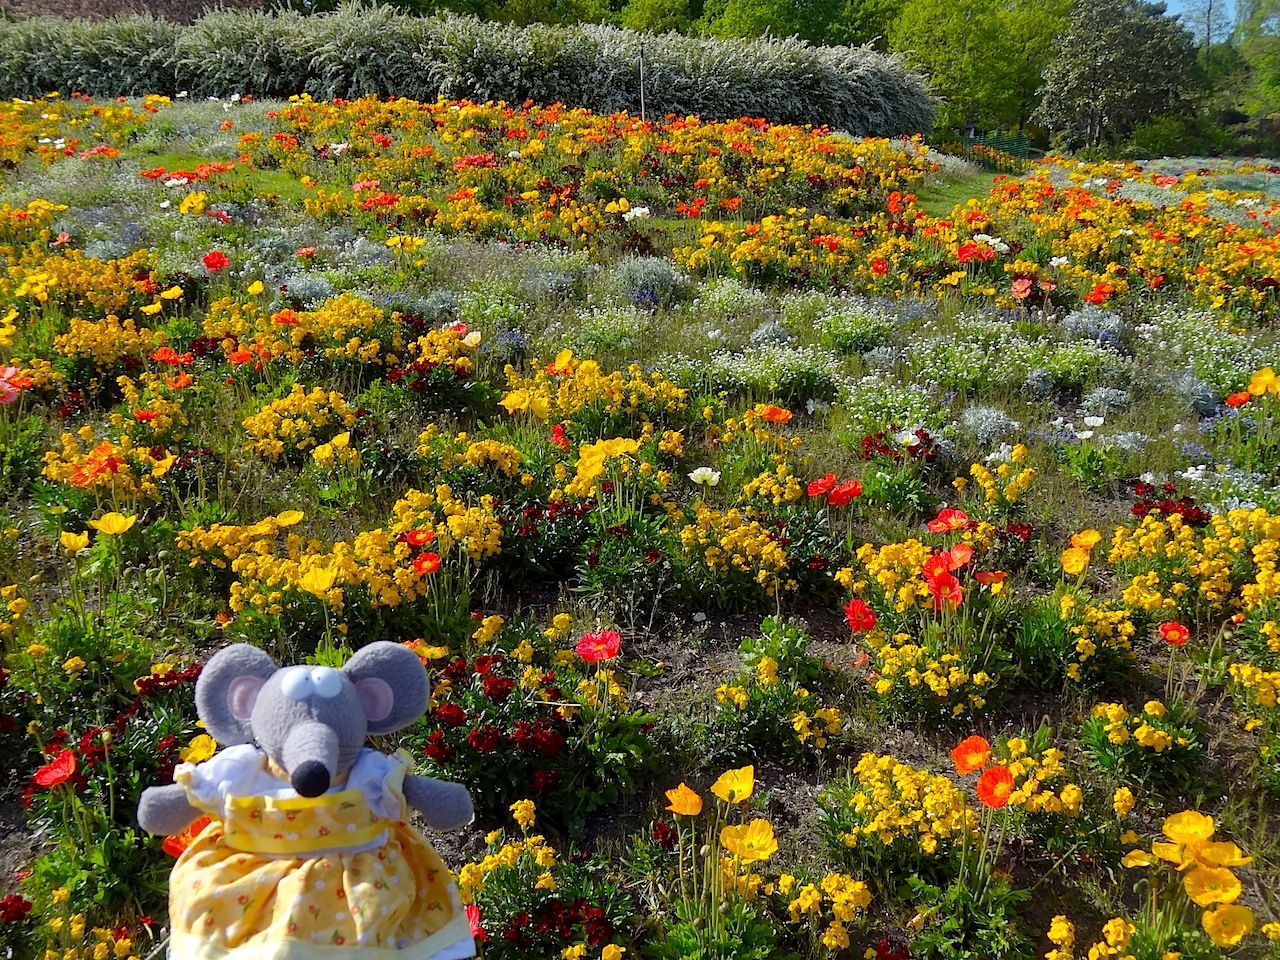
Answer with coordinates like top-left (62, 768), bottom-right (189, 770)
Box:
top-left (1035, 0), bottom-right (1201, 149)
top-left (700, 0), bottom-right (843, 42)
top-left (886, 0), bottom-right (1065, 131)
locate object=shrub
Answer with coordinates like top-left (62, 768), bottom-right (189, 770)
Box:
top-left (0, 6), bottom-right (936, 135)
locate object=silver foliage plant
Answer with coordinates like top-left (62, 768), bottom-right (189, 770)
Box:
top-left (0, 4), bottom-right (935, 136)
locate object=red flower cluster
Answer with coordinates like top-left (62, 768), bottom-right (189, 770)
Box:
top-left (496, 897), bottom-right (615, 951)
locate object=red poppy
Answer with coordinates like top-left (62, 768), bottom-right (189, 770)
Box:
top-left (950, 735), bottom-right (991, 775)
top-left (296, 246), bottom-right (317, 259)
top-left (927, 508), bottom-right (971, 533)
top-left (870, 257), bottom-right (888, 275)
top-left (1158, 621), bottom-right (1190, 646)
top-left (844, 597), bottom-right (877, 633)
top-left (827, 479), bottom-right (863, 507)
top-left (133, 409), bottom-right (158, 422)
top-left (576, 629), bottom-right (621, 662)
top-left (921, 554), bottom-right (950, 580)
top-left (943, 543), bottom-right (973, 571)
top-left (1226, 392), bottom-right (1252, 408)
top-left (162, 815), bottom-right (212, 858)
top-left (33, 749), bottom-right (76, 787)
top-left (404, 529), bottom-right (436, 548)
top-left (550, 423), bottom-right (571, 451)
top-left (413, 552), bottom-right (441, 575)
top-left (975, 765), bottom-right (1014, 808)
top-left (757, 405), bottom-right (792, 424)
top-left (926, 572), bottom-right (964, 608)
top-left (202, 250), bottom-right (229, 272)
top-left (466, 904), bottom-right (486, 942)
top-left (807, 474), bottom-right (837, 497)
top-left (974, 570), bottom-right (1006, 590)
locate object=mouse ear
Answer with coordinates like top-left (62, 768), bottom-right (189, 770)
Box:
top-left (195, 644), bottom-right (278, 746)
top-left (343, 642), bottom-right (429, 734)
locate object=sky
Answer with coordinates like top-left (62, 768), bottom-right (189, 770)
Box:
top-left (1164, 0), bottom-right (1237, 26)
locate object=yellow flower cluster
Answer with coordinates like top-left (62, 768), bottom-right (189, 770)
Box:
top-left (968, 449), bottom-right (1035, 512)
top-left (1057, 593), bottom-right (1136, 681)
top-left (854, 538), bottom-right (936, 612)
top-left (1, 583), bottom-right (28, 642)
top-left (35, 920), bottom-right (141, 960)
top-left (500, 350), bottom-right (687, 425)
top-left (203, 293), bottom-right (408, 368)
top-left (839, 752), bottom-right (976, 857)
top-left (1107, 509), bottom-right (1280, 620)
top-left (739, 458), bottom-right (805, 506)
top-left (865, 630), bottom-right (993, 716)
top-left (456, 832), bottom-right (558, 905)
top-left (241, 384), bottom-right (357, 462)
top-left (53, 315), bottom-right (154, 368)
top-left (420, 431), bottom-right (525, 479)
top-left (1002, 736), bottom-right (1083, 816)
top-left (41, 427), bottom-right (175, 505)
top-left (1090, 701), bottom-right (1187, 752)
top-left (776, 871), bottom-right (871, 950)
top-left (677, 503), bottom-right (794, 596)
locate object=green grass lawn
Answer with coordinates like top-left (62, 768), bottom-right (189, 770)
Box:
top-left (915, 169), bottom-right (1000, 217)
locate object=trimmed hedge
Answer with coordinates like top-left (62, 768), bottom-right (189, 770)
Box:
top-left (0, 4), bottom-right (935, 135)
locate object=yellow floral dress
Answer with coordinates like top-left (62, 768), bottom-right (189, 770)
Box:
top-left (168, 745), bottom-right (475, 960)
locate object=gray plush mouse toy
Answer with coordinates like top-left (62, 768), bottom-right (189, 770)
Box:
top-left (137, 641), bottom-right (477, 960)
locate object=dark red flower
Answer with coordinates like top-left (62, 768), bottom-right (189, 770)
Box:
top-left (467, 725), bottom-right (501, 753)
top-left (422, 730), bottom-right (454, 763)
top-left (482, 674), bottom-right (515, 704)
top-left (433, 703), bottom-right (468, 727)
top-left (0, 894), bottom-right (32, 923)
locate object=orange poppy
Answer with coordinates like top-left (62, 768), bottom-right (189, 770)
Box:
top-left (976, 766), bottom-right (1015, 809)
top-left (951, 736), bottom-right (991, 775)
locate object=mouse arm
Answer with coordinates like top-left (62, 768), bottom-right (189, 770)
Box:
top-left (402, 774), bottom-right (474, 831)
top-left (137, 783), bottom-right (202, 836)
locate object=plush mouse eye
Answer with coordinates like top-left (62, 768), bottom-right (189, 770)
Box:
top-left (310, 667), bottom-right (342, 699)
top-left (280, 667), bottom-right (315, 701)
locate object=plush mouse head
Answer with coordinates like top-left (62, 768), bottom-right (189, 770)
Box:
top-left (195, 642), bottom-right (429, 797)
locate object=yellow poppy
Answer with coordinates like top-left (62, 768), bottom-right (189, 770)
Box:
top-left (159, 285), bottom-right (184, 300)
top-left (276, 510), bottom-right (304, 526)
top-left (89, 512), bottom-right (136, 536)
top-left (247, 280), bottom-right (265, 296)
top-left (1070, 529), bottom-right (1102, 549)
top-left (711, 765), bottom-right (754, 804)
top-left (1202, 904), bottom-right (1254, 948)
top-left (60, 531), bottom-right (89, 554)
top-left (665, 783), bottom-right (703, 817)
top-left (298, 565), bottom-right (337, 597)
top-left (720, 819), bottom-right (777, 862)
top-left (1248, 367), bottom-right (1278, 397)
top-left (1121, 850), bottom-right (1155, 868)
top-left (1061, 546), bottom-right (1090, 576)
top-left (1183, 866), bottom-right (1242, 907)
top-left (1197, 841), bottom-right (1252, 869)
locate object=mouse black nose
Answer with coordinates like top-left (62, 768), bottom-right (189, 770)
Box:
top-left (291, 761), bottom-right (330, 797)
